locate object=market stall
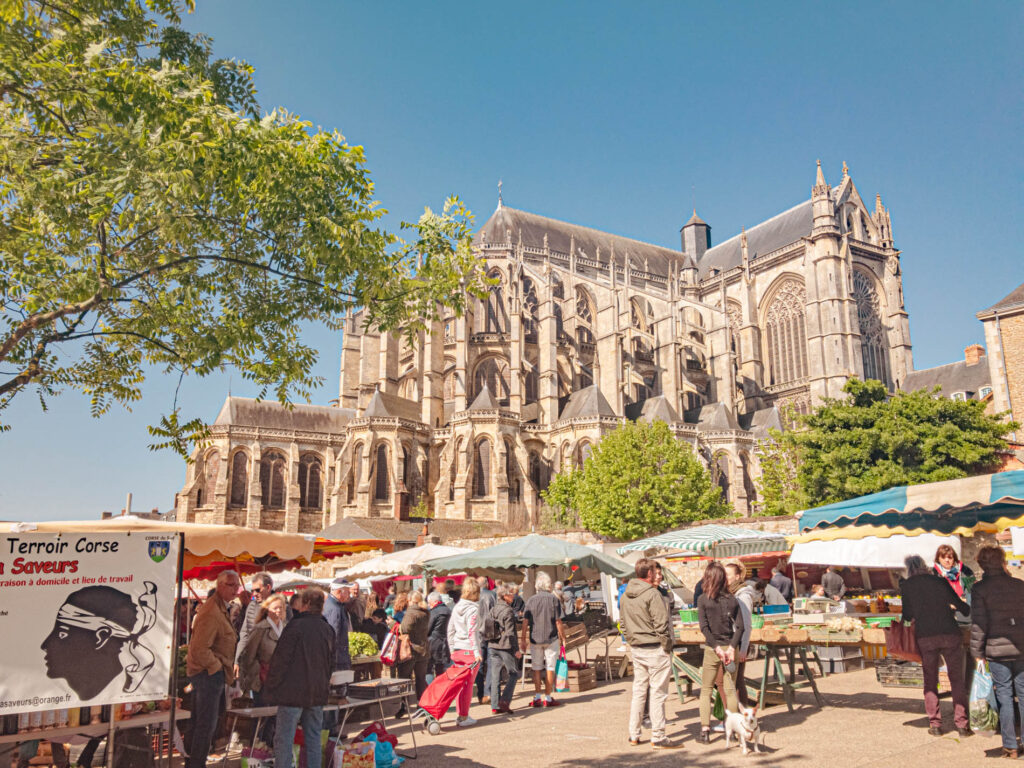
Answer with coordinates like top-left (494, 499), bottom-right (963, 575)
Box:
top-left (616, 524), bottom-right (784, 557)
top-left (335, 542), bottom-right (471, 580)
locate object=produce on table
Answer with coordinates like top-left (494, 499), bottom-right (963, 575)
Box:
top-left (349, 632), bottom-right (379, 657)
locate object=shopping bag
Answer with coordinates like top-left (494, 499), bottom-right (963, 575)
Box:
top-left (380, 625), bottom-right (400, 666)
top-left (969, 660), bottom-right (1000, 732)
top-left (712, 689), bottom-right (725, 721)
top-left (554, 647), bottom-right (569, 693)
top-left (338, 742), bottom-right (374, 768)
top-left (885, 620), bottom-right (921, 662)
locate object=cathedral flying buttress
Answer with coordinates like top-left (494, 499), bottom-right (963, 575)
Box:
top-left (177, 162), bottom-right (913, 533)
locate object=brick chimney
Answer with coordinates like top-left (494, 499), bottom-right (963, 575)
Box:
top-left (965, 344), bottom-right (985, 366)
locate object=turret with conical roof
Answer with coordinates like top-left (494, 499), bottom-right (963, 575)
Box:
top-left (681, 208), bottom-right (711, 261)
top-left (811, 160), bottom-right (839, 237)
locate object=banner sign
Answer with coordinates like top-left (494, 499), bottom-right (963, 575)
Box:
top-left (0, 532), bottom-right (180, 713)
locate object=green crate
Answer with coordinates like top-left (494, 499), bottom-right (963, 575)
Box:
top-left (678, 608), bottom-right (698, 624)
top-left (864, 616), bottom-right (896, 628)
top-left (751, 615), bottom-right (765, 629)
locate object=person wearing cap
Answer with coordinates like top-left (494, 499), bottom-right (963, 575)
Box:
top-left (323, 578), bottom-right (354, 678)
top-left (427, 591), bottom-right (452, 678)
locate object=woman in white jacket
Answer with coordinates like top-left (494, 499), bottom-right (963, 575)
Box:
top-left (446, 578), bottom-right (482, 726)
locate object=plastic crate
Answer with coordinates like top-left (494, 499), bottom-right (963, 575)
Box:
top-left (763, 604), bottom-right (790, 616)
top-left (678, 608), bottom-right (698, 624)
top-left (864, 616), bottom-right (896, 628)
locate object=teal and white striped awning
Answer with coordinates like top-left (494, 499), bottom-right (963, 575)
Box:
top-left (616, 524), bottom-right (782, 555)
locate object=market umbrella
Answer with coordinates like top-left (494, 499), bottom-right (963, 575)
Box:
top-left (337, 542), bottom-right (472, 580)
top-left (616, 524), bottom-right (782, 556)
top-left (422, 534), bottom-right (634, 581)
top-left (794, 470), bottom-right (1024, 541)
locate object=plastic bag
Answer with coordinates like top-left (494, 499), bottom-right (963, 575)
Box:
top-left (554, 647), bottom-right (569, 693)
top-left (969, 660), bottom-right (999, 732)
top-left (338, 742), bottom-right (374, 768)
top-left (380, 625), bottom-right (400, 666)
top-left (712, 690), bottom-right (725, 722)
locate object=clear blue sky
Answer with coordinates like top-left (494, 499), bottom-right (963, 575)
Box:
top-left (2, 1), bottom-right (1021, 521)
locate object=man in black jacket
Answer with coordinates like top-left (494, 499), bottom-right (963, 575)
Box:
top-left (486, 583), bottom-right (521, 715)
top-left (971, 546), bottom-right (1024, 758)
top-left (264, 588), bottom-right (334, 768)
top-left (769, 563), bottom-right (794, 603)
top-left (426, 592), bottom-right (452, 676)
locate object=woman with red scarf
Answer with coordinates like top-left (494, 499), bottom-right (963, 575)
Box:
top-left (933, 545), bottom-right (974, 598)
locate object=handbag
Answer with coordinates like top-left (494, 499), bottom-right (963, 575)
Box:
top-left (554, 647), bottom-right (570, 693)
top-left (885, 620), bottom-right (921, 662)
top-left (380, 625), bottom-right (400, 666)
top-left (398, 633), bottom-right (413, 663)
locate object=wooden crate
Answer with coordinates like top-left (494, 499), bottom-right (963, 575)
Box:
top-left (596, 654), bottom-right (633, 679)
top-left (567, 666), bottom-right (596, 692)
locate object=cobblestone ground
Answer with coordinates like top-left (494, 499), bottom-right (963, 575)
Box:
top-left (374, 661), bottom-right (1004, 768)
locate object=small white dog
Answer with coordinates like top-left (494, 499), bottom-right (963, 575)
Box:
top-left (723, 705), bottom-right (763, 755)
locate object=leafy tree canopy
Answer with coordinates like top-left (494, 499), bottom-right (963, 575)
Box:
top-left (0, 0), bottom-right (486, 455)
top-left (756, 378), bottom-right (1017, 513)
top-left (543, 420), bottom-right (731, 540)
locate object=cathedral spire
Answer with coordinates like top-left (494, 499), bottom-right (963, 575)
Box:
top-left (811, 160), bottom-right (838, 236)
top-left (497, 179), bottom-right (503, 209)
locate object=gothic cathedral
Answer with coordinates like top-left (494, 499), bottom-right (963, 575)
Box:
top-left (177, 162), bottom-right (913, 534)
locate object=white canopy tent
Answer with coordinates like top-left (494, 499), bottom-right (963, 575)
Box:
top-left (790, 532), bottom-right (961, 569)
top-left (337, 543), bottom-right (472, 580)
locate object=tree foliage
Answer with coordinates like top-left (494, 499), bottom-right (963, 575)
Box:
top-left (543, 420), bottom-right (731, 540)
top-left (755, 378), bottom-right (1018, 512)
top-left (0, 0), bottom-right (487, 453)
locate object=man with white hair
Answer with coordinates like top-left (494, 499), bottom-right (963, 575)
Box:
top-left (519, 572), bottom-right (567, 707)
top-left (186, 569), bottom-right (241, 768)
top-left (322, 578), bottom-right (354, 690)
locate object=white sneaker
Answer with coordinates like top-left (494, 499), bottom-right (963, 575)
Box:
top-left (643, 717), bottom-right (652, 728)
top-left (712, 723), bottom-right (725, 733)
top-left (457, 716), bottom-right (477, 727)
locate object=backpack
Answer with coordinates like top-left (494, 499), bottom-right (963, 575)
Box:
top-left (481, 604), bottom-right (501, 642)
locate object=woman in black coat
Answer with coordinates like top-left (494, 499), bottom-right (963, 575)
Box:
top-left (426, 591), bottom-right (453, 676)
top-left (696, 561), bottom-right (741, 744)
top-left (901, 554), bottom-right (970, 737)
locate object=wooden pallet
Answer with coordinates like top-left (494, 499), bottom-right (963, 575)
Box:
top-left (567, 666), bottom-right (597, 692)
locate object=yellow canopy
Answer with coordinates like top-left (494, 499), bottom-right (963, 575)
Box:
top-left (6, 516), bottom-right (315, 572)
top-left (788, 511), bottom-right (1024, 545)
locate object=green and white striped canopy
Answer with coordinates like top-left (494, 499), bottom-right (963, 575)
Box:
top-left (616, 524), bottom-right (781, 555)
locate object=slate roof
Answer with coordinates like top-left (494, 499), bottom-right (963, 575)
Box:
top-left (559, 385), bottom-right (617, 420)
top-left (903, 358), bottom-right (991, 400)
top-left (468, 384), bottom-right (498, 411)
top-left (739, 406), bottom-right (783, 438)
top-left (347, 517), bottom-right (507, 544)
top-left (695, 402), bottom-right (740, 431)
top-left (476, 205), bottom-right (695, 275)
top-left (978, 281), bottom-right (1024, 316)
top-left (638, 395), bottom-right (679, 424)
top-left (362, 390), bottom-right (422, 422)
top-left (213, 397), bottom-right (355, 433)
top-left (318, 518), bottom-right (380, 541)
top-left (698, 199), bottom-right (813, 279)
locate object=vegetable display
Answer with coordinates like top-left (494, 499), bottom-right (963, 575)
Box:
top-left (349, 632), bottom-right (380, 658)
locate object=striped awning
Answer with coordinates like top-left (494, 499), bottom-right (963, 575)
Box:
top-left (616, 524), bottom-right (781, 555)
top-left (711, 536), bottom-right (791, 559)
top-left (793, 470), bottom-right (1024, 543)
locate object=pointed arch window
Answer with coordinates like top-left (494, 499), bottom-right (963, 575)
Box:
top-left (763, 279), bottom-right (808, 387)
top-left (528, 451), bottom-right (548, 492)
top-left (472, 357), bottom-right (511, 405)
top-left (374, 444), bottom-right (390, 501)
top-left (473, 438), bottom-right (491, 498)
top-left (505, 440), bottom-right (519, 501)
top-left (853, 270), bottom-right (891, 388)
top-left (229, 451), bottom-right (249, 508)
top-left (449, 439), bottom-right (461, 501)
top-left (298, 454), bottom-right (323, 510)
top-left (712, 452), bottom-right (731, 504)
top-left (259, 451), bottom-right (287, 509)
top-left (202, 451), bottom-right (220, 506)
top-left (575, 286), bottom-right (595, 345)
top-left (522, 278), bottom-right (539, 342)
top-left (480, 271), bottom-right (508, 333)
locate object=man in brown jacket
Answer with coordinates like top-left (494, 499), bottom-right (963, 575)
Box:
top-left (186, 569), bottom-right (241, 768)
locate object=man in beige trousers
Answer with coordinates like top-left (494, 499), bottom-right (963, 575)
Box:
top-left (619, 558), bottom-right (680, 749)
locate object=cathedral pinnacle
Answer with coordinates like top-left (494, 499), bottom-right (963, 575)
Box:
top-left (497, 179), bottom-right (503, 208)
top-left (814, 159), bottom-right (826, 189)
top-left (842, 161), bottom-right (849, 177)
